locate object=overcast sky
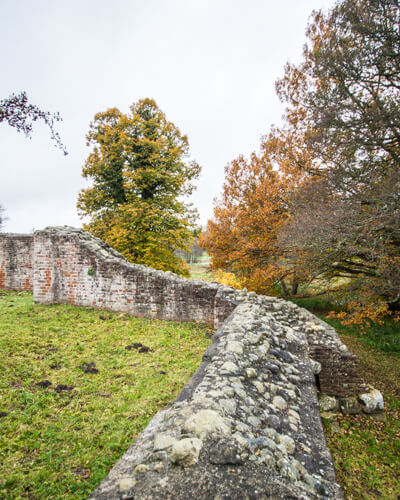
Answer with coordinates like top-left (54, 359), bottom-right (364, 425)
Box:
top-left (1, 0), bottom-right (334, 233)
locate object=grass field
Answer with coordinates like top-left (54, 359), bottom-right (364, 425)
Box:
top-left (1, 289), bottom-right (399, 499)
top-left (324, 334), bottom-right (400, 499)
top-left (0, 291), bottom-right (212, 499)
top-left (293, 297), bottom-right (400, 499)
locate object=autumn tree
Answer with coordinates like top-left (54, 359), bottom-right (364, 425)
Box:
top-left (276, 0), bottom-right (400, 316)
top-left (200, 148), bottom-right (304, 295)
top-left (77, 98), bottom-right (201, 276)
top-left (0, 91), bottom-right (67, 154)
top-left (203, 0), bottom-right (400, 316)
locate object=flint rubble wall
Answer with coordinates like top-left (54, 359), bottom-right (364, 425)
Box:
top-left (90, 299), bottom-right (344, 499)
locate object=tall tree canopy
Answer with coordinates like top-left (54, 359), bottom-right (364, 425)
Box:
top-left (200, 134), bottom-right (310, 296)
top-left (77, 98), bottom-right (201, 276)
top-left (203, 0), bottom-right (400, 320)
top-left (276, 0), bottom-right (400, 313)
top-left (200, 152), bottom-right (289, 294)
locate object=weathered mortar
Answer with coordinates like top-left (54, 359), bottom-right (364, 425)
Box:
top-left (261, 299), bottom-right (370, 399)
top-left (0, 227), bottom-right (384, 498)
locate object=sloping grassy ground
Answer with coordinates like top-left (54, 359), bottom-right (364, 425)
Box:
top-left (324, 335), bottom-right (400, 499)
top-left (0, 291), bottom-right (212, 499)
top-left (293, 298), bottom-right (400, 499)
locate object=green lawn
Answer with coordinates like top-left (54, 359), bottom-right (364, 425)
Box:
top-left (0, 291), bottom-right (212, 499)
top-left (293, 297), bottom-right (400, 499)
top-left (323, 333), bottom-right (400, 499)
top-left (2, 290), bottom-right (399, 499)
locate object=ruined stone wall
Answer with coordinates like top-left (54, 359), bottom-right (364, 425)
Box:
top-left (90, 299), bottom-right (344, 500)
top-left (0, 226), bottom-right (380, 406)
top-left (0, 233), bottom-right (33, 291)
top-left (261, 299), bottom-right (369, 400)
top-left (32, 227), bottom-right (236, 327)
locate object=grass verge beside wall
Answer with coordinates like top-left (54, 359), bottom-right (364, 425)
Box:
top-left (323, 334), bottom-right (400, 499)
top-left (0, 291), bottom-right (212, 499)
top-left (292, 297), bottom-right (400, 499)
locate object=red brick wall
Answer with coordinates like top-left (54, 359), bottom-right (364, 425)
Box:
top-left (310, 345), bottom-right (368, 397)
top-left (32, 228), bottom-right (236, 326)
top-left (0, 234), bottom-right (33, 291)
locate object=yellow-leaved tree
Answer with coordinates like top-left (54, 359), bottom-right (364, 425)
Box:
top-left (77, 98), bottom-right (201, 276)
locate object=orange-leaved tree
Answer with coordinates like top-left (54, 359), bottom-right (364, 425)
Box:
top-left (275, 0), bottom-right (400, 322)
top-left (200, 143), bottom-right (308, 296)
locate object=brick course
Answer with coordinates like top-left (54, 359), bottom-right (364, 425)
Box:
top-left (0, 234), bottom-right (33, 291)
